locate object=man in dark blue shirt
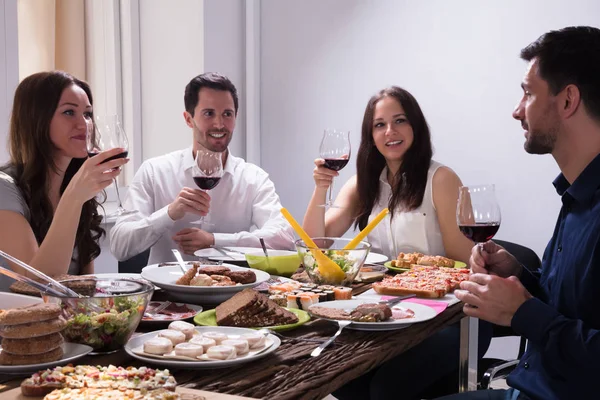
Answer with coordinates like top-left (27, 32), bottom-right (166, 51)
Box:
top-left (438, 26), bottom-right (600, 400)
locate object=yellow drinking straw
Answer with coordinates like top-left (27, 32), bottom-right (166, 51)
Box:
top-left (343, 208), bottom-right (390, 250)
top-left (280, 208), bottom-right (346, 283)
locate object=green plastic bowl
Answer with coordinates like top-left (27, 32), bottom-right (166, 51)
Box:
top-left (245, 250), bottom-right (302, 277)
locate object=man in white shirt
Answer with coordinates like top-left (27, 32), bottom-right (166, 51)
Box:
top-left (109, 73), bottom-right (295, 265)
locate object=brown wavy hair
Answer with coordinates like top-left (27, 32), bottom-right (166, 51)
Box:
top-left (4, 71), bottom-right (105, 270)
top-left (354, 86), bottom-right (433, 230)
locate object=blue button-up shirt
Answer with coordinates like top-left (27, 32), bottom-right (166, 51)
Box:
top-left (508, 153), bottom-right (600, 400)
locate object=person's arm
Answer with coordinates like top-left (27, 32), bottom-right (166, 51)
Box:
top-left (304, 177), bottom-right (358, 239)
top-left (212, 173), bottom-right (295, 249)
top-left (511, 294), bottom-right (600, 379)
top-left (0, 149), bottom-right (125, 278)
top-left (431, 166), bottom-right (474, 263)
top-left (109, 162), bottom-right (176, 261)
top-left (303, 159), bottom-right (357, 238)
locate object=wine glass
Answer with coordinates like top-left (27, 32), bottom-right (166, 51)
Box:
top-left (86, 115), bottom-right (136, 218)
top-left (456, 185), bottom-right (501, 243)
top-left (319, 128), bottom-right (351, 208)
top-left (190, 148), bottom-right (224, 227)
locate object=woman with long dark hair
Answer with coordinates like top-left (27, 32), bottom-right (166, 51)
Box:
top-left (0, 71), bottom-right (129, 291)
top-left (304, 86), bottom-right (473, 262)
top-left (303, 87), bottom-right (491, 399)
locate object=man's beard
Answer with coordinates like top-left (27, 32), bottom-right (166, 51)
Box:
top-left (524, 126), bottom-right (558, 154)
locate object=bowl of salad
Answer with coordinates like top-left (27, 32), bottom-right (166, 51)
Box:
top-left (295, 237), bottom-right (371, 286)
top-left (45, 277), bottom-right (154, 354)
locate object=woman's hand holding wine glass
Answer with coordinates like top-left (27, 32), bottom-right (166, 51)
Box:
top-left (66, 146), bottom-right (129, 205)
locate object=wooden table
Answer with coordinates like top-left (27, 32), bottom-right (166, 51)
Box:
top-left (0, 284), bottom-right (474, 400)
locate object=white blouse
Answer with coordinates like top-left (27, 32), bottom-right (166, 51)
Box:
top-left (366, 160), bottom-right (446, 260)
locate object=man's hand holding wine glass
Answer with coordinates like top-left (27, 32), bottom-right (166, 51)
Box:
top-left (167, 188), bottom-right (211, 221)
top-left (469, 240), bottom-right (522, 277)
top-left (455, 184), bottom-right (532, 325)
top-left (65, 147), bottom-right (129, 205)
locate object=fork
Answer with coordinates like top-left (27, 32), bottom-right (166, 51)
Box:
top-left (144, 301), bottom-right (172, 318)
top-left (310, 320), bottom-right (352, 357)
top-left (257, 327), bottom-right (325, 343)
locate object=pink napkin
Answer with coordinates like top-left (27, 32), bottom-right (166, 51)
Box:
top-left (381, 296), bottom-right (448, 315)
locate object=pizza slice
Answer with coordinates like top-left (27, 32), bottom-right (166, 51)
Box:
top-left (21, 365), bottom-right (177, 397)
top-left (43, 387), bottom-right (192, 400)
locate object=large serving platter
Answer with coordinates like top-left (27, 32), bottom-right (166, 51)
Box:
top-left (125, 326), bottom-right (280, 369)
top-left (0, 343), bottom-right (93, 374)
top-left (308, 299), bottom-right (437, 331)
top-left (140, 263), bottom-right (270, 304)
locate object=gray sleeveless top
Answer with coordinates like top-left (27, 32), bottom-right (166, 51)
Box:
top-left (0, 166), bottom-right (80, 292)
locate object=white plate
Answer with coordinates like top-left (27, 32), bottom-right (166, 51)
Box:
top-left (195, 247), bottom-right (389, 264)
top-left (365, 252), bottom-right (388, 264)
top-left (309, 300), bottom-right (437, 331)
top-left (141, 301), bottom-right (203, 323)
top-left (125, 326), bottom-right (280, 369)
top-left (0, 342), bottom-right (93, 374)
top-left (140, 263), bottom-right (270, 304)
top-left (0, 292), bottom-right (42, 308)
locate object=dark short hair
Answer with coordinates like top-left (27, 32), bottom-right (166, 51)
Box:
top-left (184, 72), bottom-right (239, 116)
top-left (521, 26), bottom-right (600, 121)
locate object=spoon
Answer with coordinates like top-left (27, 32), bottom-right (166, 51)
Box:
top-left (259, 237), bottom-right (272, 269)
top-left (171, 249), bottom-right (189, 274)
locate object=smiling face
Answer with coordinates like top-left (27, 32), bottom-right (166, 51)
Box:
top-left (372, 96), bottom-right (414, 167)
top-left (184, 87), bottom-right (236, 153)
top-left (513, 58), bottom-right (561, 154)
top-left (49, 84), bottom-right (93, 160)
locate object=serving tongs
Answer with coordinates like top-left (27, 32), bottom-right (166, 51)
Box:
top-left (0, 250), bottom-right (84, 298)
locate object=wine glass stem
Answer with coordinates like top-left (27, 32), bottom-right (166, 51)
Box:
top-left (113, 178), bottom-right (124, 209)
top-left (328, 178), bottom-right (335, 206)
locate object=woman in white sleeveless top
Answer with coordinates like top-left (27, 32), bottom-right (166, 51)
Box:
top-left (303, 86), bottom-right (491, 400)
top-left (303, 86), bottom-right (473, 262)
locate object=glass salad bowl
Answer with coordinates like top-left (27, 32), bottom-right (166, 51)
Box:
top-left (44, 277), bottom-right (154, 354)
top-left (295, 237), bottom-right (371, 286)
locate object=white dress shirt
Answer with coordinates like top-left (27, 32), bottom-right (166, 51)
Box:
top-left (109, 147), bottom-right (295, 264)
top-left (366, 160), bottom-right (446, 260)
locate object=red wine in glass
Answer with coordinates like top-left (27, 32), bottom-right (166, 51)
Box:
top-left (323, 158), bottom-right (349, 171)
top-left (190, 148), bottom-right (224, 227)
top-left (458, 223), bottom-right (500, 242)
top-left (87, 151), bottom-right (129, 163)
top-left (319, 129), bottom-right (351, 208)
top-left (193, 176), bottom-right (221, 190)
top-left (457, 185), bottom-right (501, 243)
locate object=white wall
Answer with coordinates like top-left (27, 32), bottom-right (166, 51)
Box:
top-left (0, 0), bottom-right (18, 165)
top-left (259, 0), bottom-right (600, 256)
top-left (203, 0), bottom-right (245, 158)
top-left (139, 0), bottom-right (204, 160)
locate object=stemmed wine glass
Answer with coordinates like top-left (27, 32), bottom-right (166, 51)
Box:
top-left (190, 148), bottom-right (223, 227)
top-left (456, 185), bottom-right (501, 244)
top-left (319, 128), bottom-right (351, 208)
top-left (86, 115), bottom-right (136, 218)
